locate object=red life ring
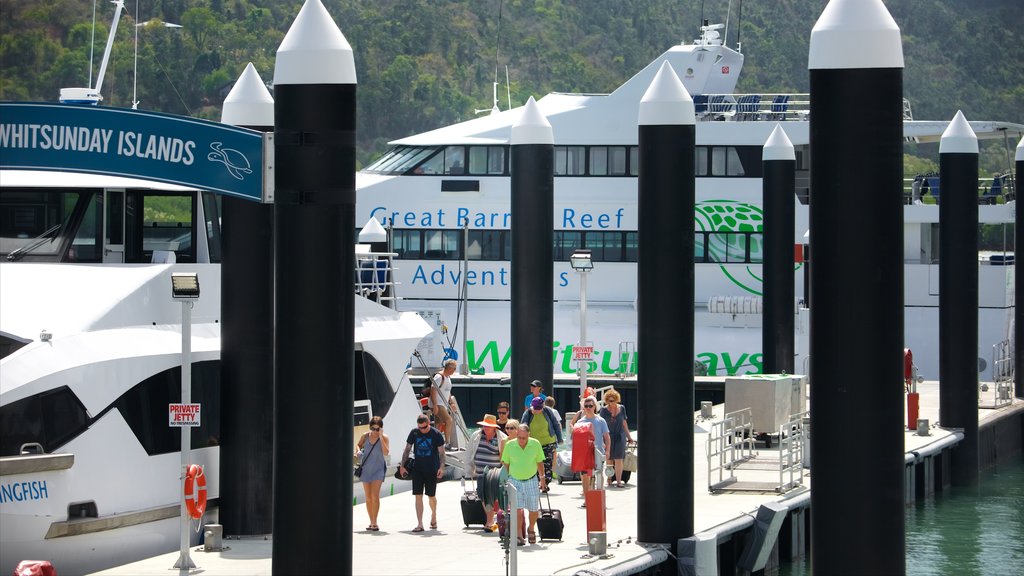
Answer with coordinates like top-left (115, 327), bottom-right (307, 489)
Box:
top-left (184, 464), bottom-right (207, 520)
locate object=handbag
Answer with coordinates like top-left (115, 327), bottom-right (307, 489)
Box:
top-left (394, 457), bottom-right (415, 480)
top-left (354, 437), bottom-right (379, 480)
top-left (623, 442), bottom-right (638, 472)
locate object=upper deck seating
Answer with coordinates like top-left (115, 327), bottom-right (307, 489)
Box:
top-left (770, 95), bottom-right (790, 120)
top-left (694, 94), bottom-right (709, 115)
top-left (737, 95), bottom-right (761, 120)
top-left (981, 176), bottom-right (1003, 205)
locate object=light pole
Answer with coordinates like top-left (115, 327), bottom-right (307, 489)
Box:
top-left (171, 272), bottom-right (199, 570)
top-left (570, 249), bottom-right (593, 397)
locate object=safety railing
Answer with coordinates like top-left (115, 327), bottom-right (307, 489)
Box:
top-left (981, 339), bottom-right (1013, 409)
top-left (903, 174), bottom-right (1016, 206)
top-left (617, 341), bottom-right (636, 377)
top-left (707, 407), bottom-right (757, 492)
top-left (778, 411), bottom-right (807, 493)
top-left (354, 250), bottom-right (400, 308)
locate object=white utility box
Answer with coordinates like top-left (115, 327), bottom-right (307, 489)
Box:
top-left (724, 374), bottom-right (807, 433)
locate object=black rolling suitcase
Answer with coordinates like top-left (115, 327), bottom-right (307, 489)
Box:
top-left (460, 480), bottom-right (487, 527)
top-left (536, 492), bottom-right (564, 541)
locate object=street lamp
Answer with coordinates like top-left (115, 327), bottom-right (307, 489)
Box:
top-left (171, 272), bottom-right (199, 570)
top-left (569, 249), bottom-right (593, 397)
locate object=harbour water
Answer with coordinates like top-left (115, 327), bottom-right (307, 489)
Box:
top-left (782, 455), bottom-right (1024, 575)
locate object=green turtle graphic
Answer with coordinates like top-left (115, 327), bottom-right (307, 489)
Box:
top-left (694, 200), bottom-right (765, 295)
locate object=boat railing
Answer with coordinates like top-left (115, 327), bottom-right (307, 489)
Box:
top-left (707, 407), bottom-right (757, 492)
top-left (777, 410), bottom-right (807, 493)
top-left (903, 173), bottom-right (1016, 205)
top-left (981, 339), bottom-right (1014, 409)
top-left (354, 250), bottom-right (400, 309)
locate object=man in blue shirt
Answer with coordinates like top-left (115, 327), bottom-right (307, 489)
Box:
top-left (400, 414), bottom-right (446, 532)
top-left (523, 379), bottom-right (548, 409)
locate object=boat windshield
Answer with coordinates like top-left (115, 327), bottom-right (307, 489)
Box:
top-left (1, 189), bottom-right (90, 261)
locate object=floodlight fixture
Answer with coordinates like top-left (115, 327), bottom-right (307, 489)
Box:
top-left (171, 273), bottom-right (200, 299)
top-left (569, 249), bottom-right (593, 271)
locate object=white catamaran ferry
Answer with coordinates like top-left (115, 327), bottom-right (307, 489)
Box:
top-left (0, 170), bottom-right (430, 574)
top-left (356, 22), bottom-right (1022, 382)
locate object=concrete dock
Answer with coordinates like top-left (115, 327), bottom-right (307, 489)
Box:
top-left (92, 380), bottom-right (1022, 576)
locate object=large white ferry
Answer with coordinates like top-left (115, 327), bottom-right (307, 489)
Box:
top-left (356, 22), bottom-right (1022, 382)
top-left (0, 170), bottom-right (430, 574)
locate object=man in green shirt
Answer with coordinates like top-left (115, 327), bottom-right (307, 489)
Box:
top-left (500, 423), bottom-right (547, 545)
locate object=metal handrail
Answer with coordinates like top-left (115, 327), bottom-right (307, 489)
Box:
top-left (778, 411), bottom-right (807, 492)
top-left (707, 407), bottom-right (756, 491)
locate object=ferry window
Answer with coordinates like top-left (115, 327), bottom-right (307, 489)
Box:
top-left (375, 146), bottom-right (416, 173)
top-left (553, 231), bottom-right (582, 260)
top-left (0, 386), bottom-right (89, 456)
top-left (0, 189), bottom-right (86, 260)
top-left (629, 147), bottom-right (639, 176)
top-left (392, 229), bottom-right (422, 259)
top-left (468, 146), bottom-right (506, 175)
top-left (696, 147), bottom-right (709, 176)
top-left (695, 232), bottom-right (707, 262)
top-left (424, 229), bottom-right (460, 259)
top-left (554, 146), bottom-right (585, 176)
top-left (0, 334), bottom-right (29, 361)
top-left (590, 147), bottom-right (608, 176)
top-left (201, 193), bottom-right (222, 263)
top-left (356, 351), bottom-right (396, 422)
top-left (584, 232), bottom-right (606, 260)
top-left (748, 233), bottom-right (764, 263)
top-left (365, 148), bottom-right (401, 171)
top-left (445, 146), bottom-right (465, 175)
top-left (609, 147), bottom-right (628, 176)
top-left (69, 193), bottom-right (102, 262)
top-left (707, 232), bottom-right (748, 262)
top-left (391, 148), bottom-right (435, 174)
top-left (711, 146), bottom-right (746, 176)
top-left (468, 230), bottom-right (503, 260)
top-left (109, 361), bottom-right (221, 455)
top-left (139, 194), bottom-right (194, 263)
top-left (625, 231), bottom-right (638, 261)
top-left (600, 232), bottom-right (625, 261)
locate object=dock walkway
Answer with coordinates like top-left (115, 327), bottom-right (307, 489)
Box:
top-left (93, 381), bottom-right (1020, 576)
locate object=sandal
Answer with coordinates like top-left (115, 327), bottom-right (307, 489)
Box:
top-left (517, 537), bottom-right (526, 547)
top-left (412, 526), bottom-right (424, 533)
top-left (528, 530), bottom-right (537, 544)
top-left (366, 525), bottom-right (374, 531)
top-left (370, 525), bottom-right (380, 531)
top-left (430, 520), bottom-right (438, 530)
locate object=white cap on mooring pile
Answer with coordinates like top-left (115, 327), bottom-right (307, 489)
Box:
top-left (222, 62), bottom-right (273, 127)
top-left (809, 0), bottom-right (903, 70)
top-left (511, 96), bottom-right (553, 145)
top-left (638, 60), bottom-right (694, 126)
top-left (939, 111), bottom-right (978, 155)
top-left (762, 124), bottom-right (795, 161)
top-left (274, 0), bottom-right (355, 85)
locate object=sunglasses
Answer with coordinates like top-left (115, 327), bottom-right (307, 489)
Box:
top-left (418, 422), bottom-right (430, 428)
top-left (370, 427), bottom-right (381, 431)
top-left (584, 403), bottom-right (596, 409)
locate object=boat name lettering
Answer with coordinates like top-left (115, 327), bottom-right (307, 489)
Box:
top-left (368, 206), bottom-right (627, 230)
top-left (562, 208), bottom-right (625, 229)
top-left (464, 339), bottom-right (762, 376)
top-left (0, 123), bottom-right (195, 166)
top-left (412, 264), bottom-right (509, 286)
top-left (0, 480), bottom-right (49, 503)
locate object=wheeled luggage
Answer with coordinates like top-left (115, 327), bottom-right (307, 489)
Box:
top-left (460, 480), bottom-right (488, 526)
top-left (536, 492), bottom-right (564, 541)
top-left (555, 450), bottom-right (581, 483)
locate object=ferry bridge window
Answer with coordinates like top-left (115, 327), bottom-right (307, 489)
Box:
top-left (392, 148), bottom-right (436, 175)
top-left (445, 146), bottom-right (465, 174)
top-left (424, 229), bottom-right (460, 259)
top-left (201, 192), bottom-right (222, 263)
top-left (748, 233), bottom-right (764, 263)
top-left (0, 386), bottom-right (89, 455)
top-left (625, 231), bottom-right (638, 260)
top-left (131, 193), bottom-right (195, 263)
top-left (630, 147), bottom-right (639, 176)
top-left (0, 189), bottom-right (88, 261)
top-left (590, 147), bottom-right (609, 176)
top-left (69, 192), bottom-right (102, 262)
top-left (374, 146), bottom-right (417, 173)
top-left (365, 148), bottom-right (402, 172)
top-left (696, 147), bottom-right (709, 176)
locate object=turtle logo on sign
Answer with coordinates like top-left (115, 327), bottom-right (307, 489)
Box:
top-left (207, 142), bottom-right (253, 180)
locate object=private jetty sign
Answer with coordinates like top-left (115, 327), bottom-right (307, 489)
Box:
top-left (0, 102), bottom-right (271, 202)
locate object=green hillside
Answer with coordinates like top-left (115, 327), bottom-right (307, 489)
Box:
top-left (2, 0), bottom-right (1021, 171)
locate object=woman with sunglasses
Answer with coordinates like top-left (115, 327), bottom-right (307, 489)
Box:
top-left (355, 416), bottom-right (390, 531)
top-left (599, 388), bottom-right (633, 487)
top-left (573, 397), bottom-right (610, 495)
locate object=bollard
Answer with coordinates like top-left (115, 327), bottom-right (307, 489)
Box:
top-left (700, 401), bottom-right (713, 419)
top-left (907, 392), bottom-right (920, 430)
top-left (203, 524), bottom-right (223, 552)
top-left (916, 419), bottom-right (930, 436)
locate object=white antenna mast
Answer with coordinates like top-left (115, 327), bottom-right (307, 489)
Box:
top-left (132, 0), bottom-right (139, 109)
top-left (88, 0), bottom-right (97, 85)
top-left (505, 65), bottom-right (512, 111)
top-left (60, 0), bottom-right (126, 104)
